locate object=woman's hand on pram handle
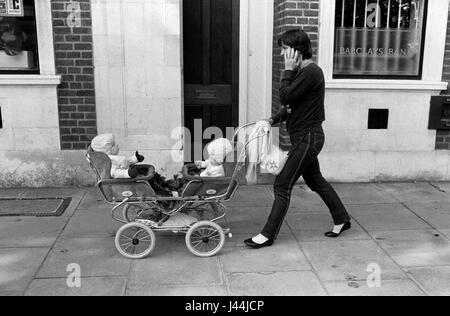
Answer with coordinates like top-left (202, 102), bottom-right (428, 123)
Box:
top-left (265, 118), bottom-right (274, 126)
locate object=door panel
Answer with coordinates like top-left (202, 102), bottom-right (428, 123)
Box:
top-left (183, 0), bottom-right (239, 162)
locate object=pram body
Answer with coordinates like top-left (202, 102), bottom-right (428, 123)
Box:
top-left (86, 122), bottom-right (265, 259)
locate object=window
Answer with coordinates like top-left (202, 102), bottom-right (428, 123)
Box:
top-left (0, 0), bottom-right (39, 74)
top-left (334, 0), bottom-right (427, 79)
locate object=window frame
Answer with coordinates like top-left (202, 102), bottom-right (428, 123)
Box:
top-left (318, 0), bottom-right (449, 91)
top-left (0, 0), bottom-right (40, 75)
top-left (332, 0), bottom-right (429, 80)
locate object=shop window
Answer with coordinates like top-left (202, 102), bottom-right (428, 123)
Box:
top-left (334, 0), bottom-right (427, 79)
top-left (0, 0), bottom-right (39, 74)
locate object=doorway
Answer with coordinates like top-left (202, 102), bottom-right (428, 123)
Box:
top-left (183, 0), bottom-right (240, 162)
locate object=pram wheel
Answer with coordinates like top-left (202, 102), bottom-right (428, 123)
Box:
top-left (185, 221), bottom-right (225, 257)
top-left (115, 223), bottom-right (156, 259)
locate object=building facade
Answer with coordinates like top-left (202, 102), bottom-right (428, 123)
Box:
top-left (0, 0), bottom-right (449, 187)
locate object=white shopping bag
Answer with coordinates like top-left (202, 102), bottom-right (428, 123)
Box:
top-left (260, 144), bottom-right (289, 176)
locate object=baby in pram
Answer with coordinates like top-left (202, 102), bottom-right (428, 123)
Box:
top-left (195, 138), bottom-right (234, 178)
top-left (90, 134), bottom-right (185, 195)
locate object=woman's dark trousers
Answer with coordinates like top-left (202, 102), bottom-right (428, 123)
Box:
top-left (261, 129), bottom-right (351, 240)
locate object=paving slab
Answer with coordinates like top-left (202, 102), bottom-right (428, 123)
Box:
top-left (286, 212), bottom-right (370, 242)
top-left (431, 182), bottom-right (450, 193)
top-left (375, 183), bottom-right (450, 203)
top-left (349, 204), bottom-right (431, 232)
top-left (127, 285), bottom-right (228, 296)
top-left (403, 201), bottom-right (450, 230)
top-left (370, 229), bottom-right (450, 268)
top-left (301, 240), bottom-right (406, 282)
top-left (25, 277), bottom-right (127, 296)
top-left (60, 208), bottom-right (122, 238)
top-left (220, 235), bottom-right (311, 273)
top-left (128, 236), bottom-right (223, 288)
top-left (22, 188), bottom-right (86, 199)
top-left (333, 184), bottom-right (398, 205)
top-left (0, 217), bottom-right (67, 248)
top-left (37, 237), bottom-right (131, 278)
top-left (0, 189), bottom-right (26, 198)
top-left (225, 206), bottom-right (291, 235)
top-left (0, 248), bottom-right (48, 296)
top-left (324, 279), bottom-right (425, 296)
top-left (225, 186), bottom-right (274, 207)
top-left (226, 271), bottom-right (326, 296)
top-left (77, 188), bottom-right (112, 212)
top-left (405, 266), bottom-right (450, 296)
top-left (288, 186), bottom-right (331, 213)
top-left (441, 229), bottom-right (450, 240)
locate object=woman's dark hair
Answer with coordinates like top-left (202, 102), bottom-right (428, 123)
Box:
top-left (278, 29), bottom-right (313, 60)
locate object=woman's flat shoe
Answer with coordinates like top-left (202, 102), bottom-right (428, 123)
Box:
top-left (244, 238), bottom-right (274, 249)
top-left (324, 222), bottom-right (352, 238)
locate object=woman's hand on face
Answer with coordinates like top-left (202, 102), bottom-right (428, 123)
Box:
top-left (284, 48), bottom-right (301, 71)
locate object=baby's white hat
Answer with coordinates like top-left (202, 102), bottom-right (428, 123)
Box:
top-left (207, 138), bottom-right (233, 163)
top-left (91, 134), bottom-right (115, 154)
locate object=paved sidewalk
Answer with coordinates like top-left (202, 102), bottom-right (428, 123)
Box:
top-left (0, 182), bottom-right (449, 296)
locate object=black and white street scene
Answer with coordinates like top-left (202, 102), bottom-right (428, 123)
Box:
top-left (0, 0), bottom-right (449, 298)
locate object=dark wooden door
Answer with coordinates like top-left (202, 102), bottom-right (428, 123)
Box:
top-left (183, 0), bottom-right (239, 162)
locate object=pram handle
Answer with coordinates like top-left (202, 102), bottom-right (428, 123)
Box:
top-left (231, 121), bottom-right (259, 143)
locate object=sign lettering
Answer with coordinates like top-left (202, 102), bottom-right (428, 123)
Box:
top-left (0, 0), bottom-right (24, 17)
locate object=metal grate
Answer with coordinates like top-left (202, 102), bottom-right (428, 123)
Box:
top-left (0, 197), bottom-right (72, 217)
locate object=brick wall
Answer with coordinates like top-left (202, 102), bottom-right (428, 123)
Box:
top-left (51, 0), bottom-right (97, 150)
top-left (272, 0), bottom-right (319, 149)
top-left (437, 4), bottom-right (450, 150)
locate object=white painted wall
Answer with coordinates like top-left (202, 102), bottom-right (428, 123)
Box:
top-left (91, 0), bottom-right (184, 176)
top-left (319, 90), bottom-right (450, 182)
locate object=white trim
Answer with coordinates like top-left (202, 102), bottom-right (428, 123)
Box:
top-left (326, 79), bottom-right (447, 91)
top-left (264, 0), bottom-right (274, 120)
top-left (239, 0), bottom-right (249, 126)
top-left (421, 0), bottom-right (450, 82)
top-left (239, 0), bottom-right (274, 125)
top-left (34, 0), bottom-right (57, 75)
top-left (0, 75), bottom-right (61, 85)
top-left (318, 0), bottom-right (336, 82)
top-left (318, 0), bottom-right (450, 89)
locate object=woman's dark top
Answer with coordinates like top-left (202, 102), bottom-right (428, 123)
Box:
top-left (271, 63), bottom-right (325, 143)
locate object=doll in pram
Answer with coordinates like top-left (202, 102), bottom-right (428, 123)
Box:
top-left (86, 123), bottom-right (267, 259)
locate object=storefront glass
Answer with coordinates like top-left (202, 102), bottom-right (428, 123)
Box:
top-left (0, 0), bottom-right (38, 74)
top-left (334, 0), bottom-right (427, 78)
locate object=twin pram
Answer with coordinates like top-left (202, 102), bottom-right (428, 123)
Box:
top-left (86, 122), bottom-right (267, 259)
